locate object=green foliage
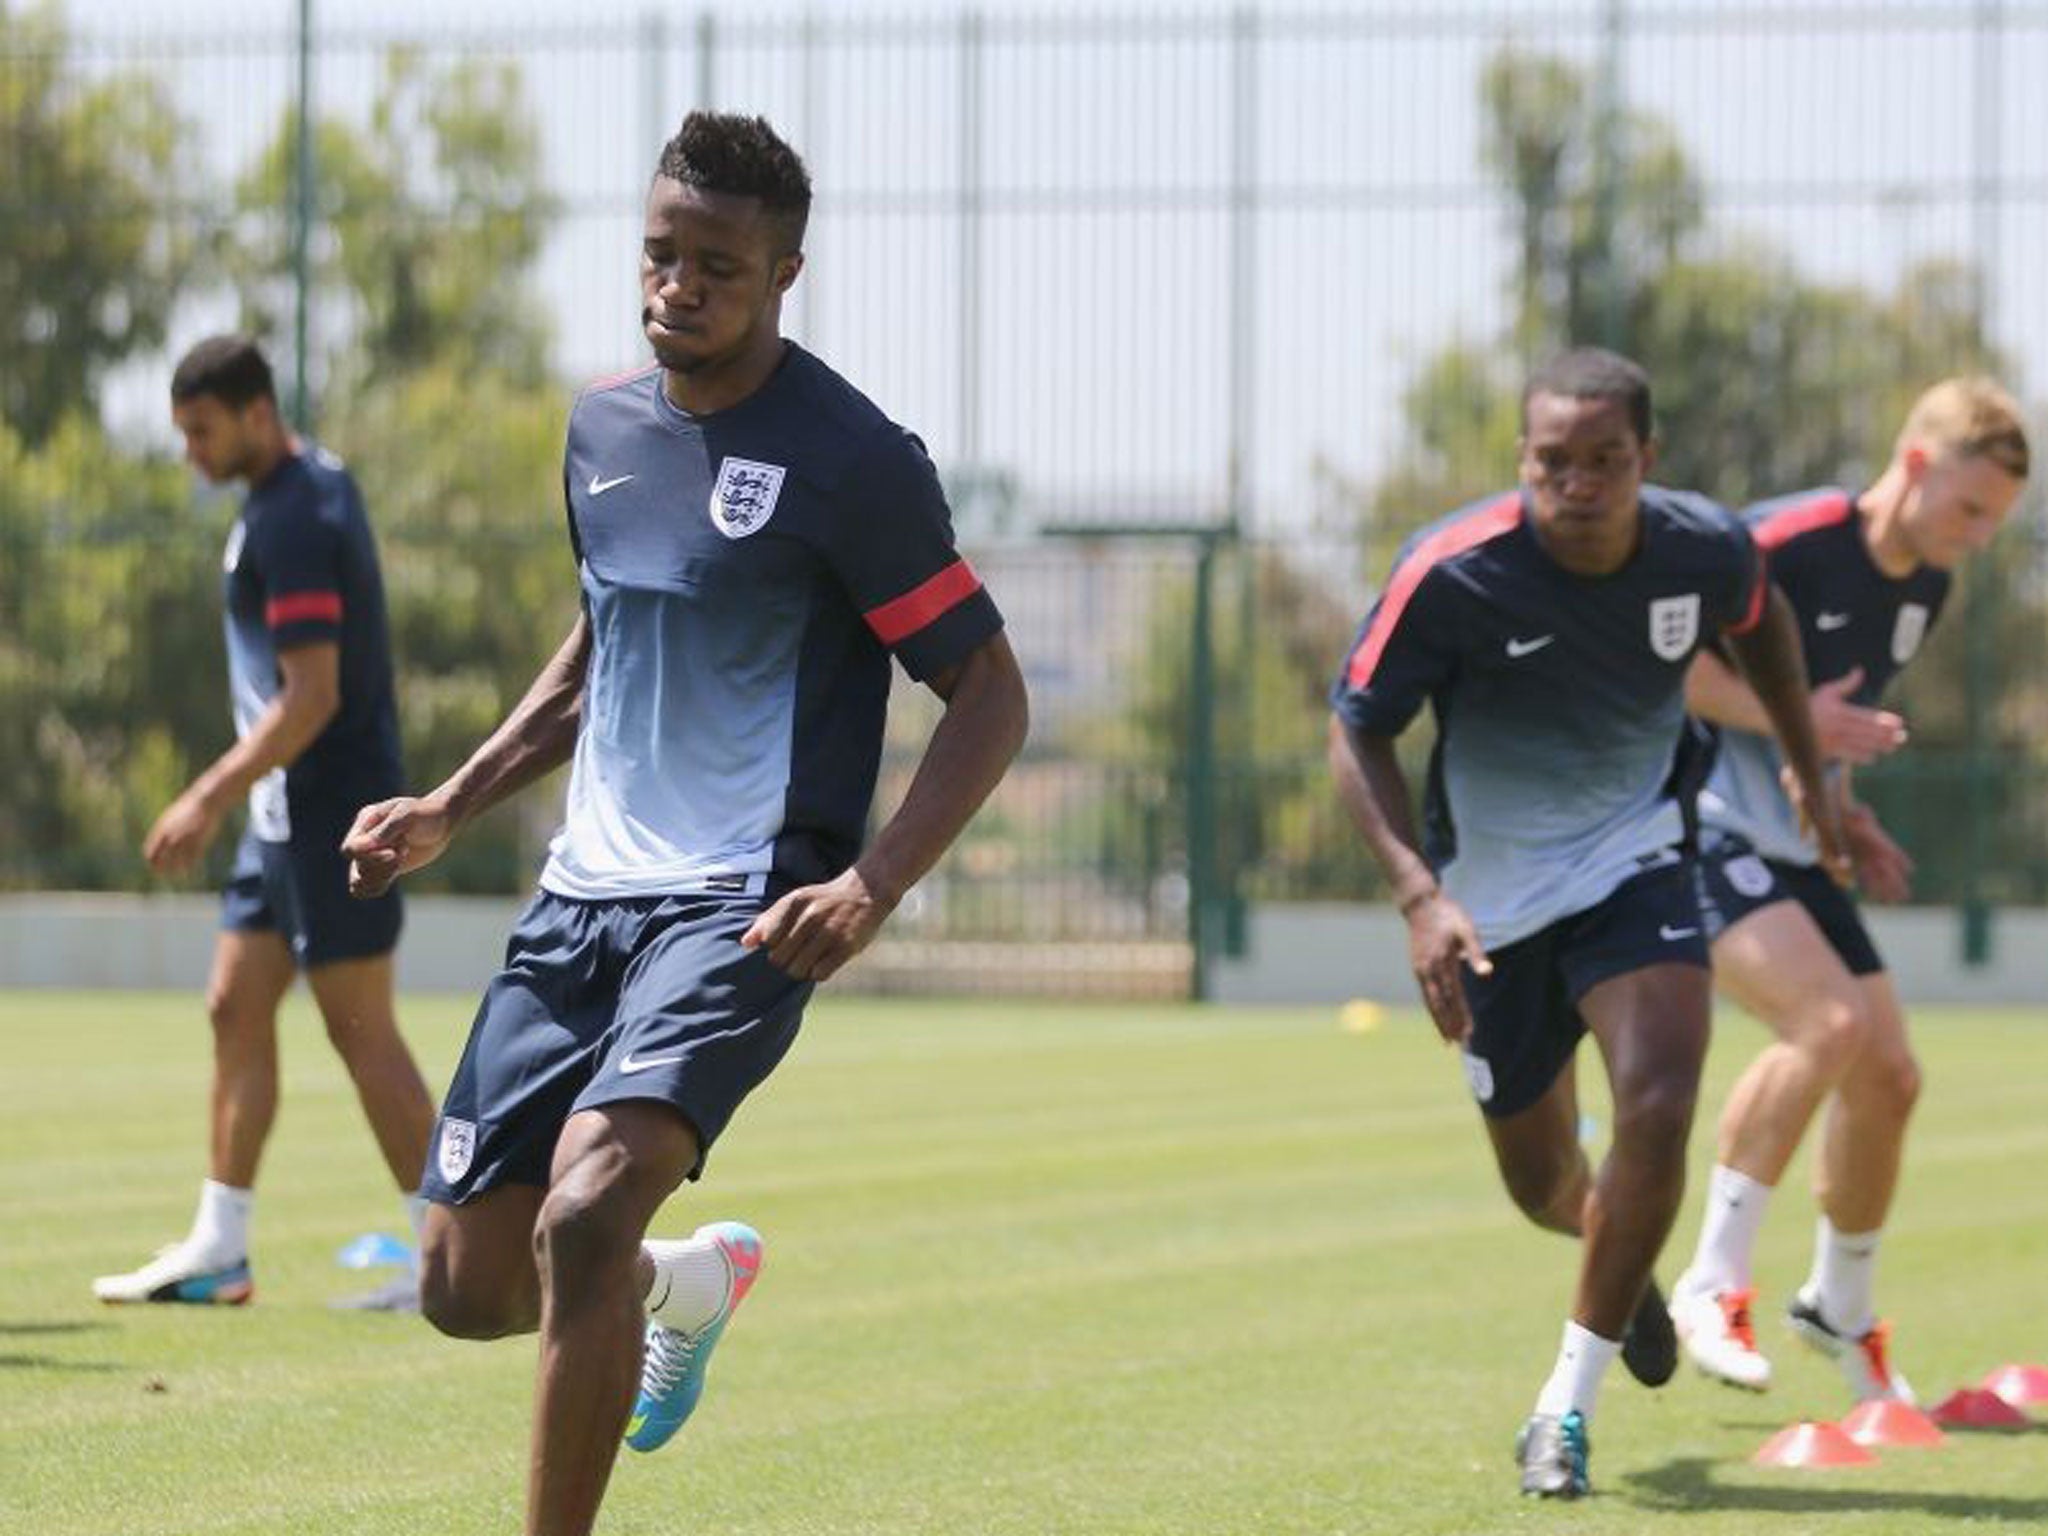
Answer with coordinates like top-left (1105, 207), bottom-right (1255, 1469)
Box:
top-left (5, 36), bottom-right (574, 892)
top-left (0, 3), bottom-right (197, 446)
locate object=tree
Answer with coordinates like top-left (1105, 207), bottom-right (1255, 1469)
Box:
top-left (0, 2), bottom-right (196, 446)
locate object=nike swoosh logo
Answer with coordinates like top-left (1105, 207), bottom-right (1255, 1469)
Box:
top-left (1659, 925), bottom-right (1699, 941)
top-left (588, 473), bottom-right (635, 495)
top-left (619, 1051), bottom-right (686, 1075)
top-left (1815, 612), bottom-right (1850, 631)
top-left (1506, 635), bottom-right (1555, 658)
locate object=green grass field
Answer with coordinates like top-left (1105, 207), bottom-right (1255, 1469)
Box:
top-left (4, 988), bottom-right (2045, 1535)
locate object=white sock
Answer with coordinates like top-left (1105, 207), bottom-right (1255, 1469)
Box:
top-left (1807, 1217), bottom-right (1881, 1337)
top-left (1680, 1164), bottom-right (1773, 1297)
top-left (644, 1233), bottom-right (731, 1334)
top-left (1534, 1320), bottom-right (1621, 1421)
top-left (188, 1179), bottom-right (253, 1265)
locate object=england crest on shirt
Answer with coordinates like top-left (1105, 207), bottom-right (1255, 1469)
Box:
top-left (437, 1117), bottom-right (476, 1183)
top-left (1892, 603), bottom-right (1929, 664)
top-left (709, 456), bottom-right (787, 539)
top-left (1649, 593), bottom-right (1701, 661)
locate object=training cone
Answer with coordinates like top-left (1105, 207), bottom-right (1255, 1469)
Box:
top-left (1751, 1419), bottom-right (1876, 1468)
top-left (1930, 1387), bottom-right (2030, 1429)
top-left (1842, 1398), bottom-right (1945, 1448)
top-left (1981, 1364), bottom-right (2048, 1410)
top-left (1338, 999), bottom-right (1385, 1035)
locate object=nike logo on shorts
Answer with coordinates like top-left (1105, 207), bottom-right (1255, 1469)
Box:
top-left (1506, 634), bottom-right (1555, 658)
top-left (1815, 611), bottom-right (1850, 631)
top-left (1658, 924), bottom-right (1699, 942)
top-left (619, 1051), bottom-right (687, 1075)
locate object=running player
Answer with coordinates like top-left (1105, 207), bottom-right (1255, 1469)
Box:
top-left (342, 113), bottom-right (1028, 1536)
top-left (1670, 378), bottom-right (2030, 1403)
top-left (1328, 347), bottom-right (1844, 1498)
top-left (94, 335), bottom-right (435, 1311)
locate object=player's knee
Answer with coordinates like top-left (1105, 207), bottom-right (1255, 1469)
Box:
top-left (532, 1168), bottom-right (642, 1281)
top-left (1609, 1073), bottom-right (1697, 1157)
top-left (1501, 1156), bottom-right (1579, 1228)
top-left (1850, 1044), bottom-right (1922, 1122)
top-left (418, 1256), bottom-right (520, 1340)
top-left (1796, 993), bottom-right (1869, 1077)
top-left (205, 986), bottom-right (269, 1046)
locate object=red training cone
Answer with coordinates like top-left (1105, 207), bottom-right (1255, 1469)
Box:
top-left (1752, 1419), bottom-right (1877, 1468)
top-left (1981, 1364), bottom-right (2048, 1410)
top-left (1930, 1387), bottom-right (2030, 1429)
top-left (1842, 1398), bottom-right (1946, 1448)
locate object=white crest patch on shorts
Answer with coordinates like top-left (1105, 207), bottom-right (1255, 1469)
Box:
top-left (1461, 1048), bottom-right (1496, 1104)
top-left (709, 456), bottom-right (787, 539)
top-left (1649, 593), bottom-right (1701, 661)
top-left (1891, 603), bottom-right (1929, 664)
top-left (1725, 854), bottom-right (1775, 900)
top-left (437, 1117), bottom-right (477, 1184)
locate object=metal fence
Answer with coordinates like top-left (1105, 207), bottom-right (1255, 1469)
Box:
top-left (8, 2), bottom-right (2048, 996)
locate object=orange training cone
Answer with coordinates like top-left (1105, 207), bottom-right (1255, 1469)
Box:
top-left (1752, 1419), bottom-right (1877, 1468)
top-left (1842, 1398), bottom-right (1946, 1448)
top-left (1930, 1387), bottom-right (2030, 1429)
top-left (1981, 1364), bottom-right (2048, 1410)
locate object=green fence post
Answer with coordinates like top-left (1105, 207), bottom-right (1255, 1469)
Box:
top-left (1188, 533), bottom-right (1219, 1000)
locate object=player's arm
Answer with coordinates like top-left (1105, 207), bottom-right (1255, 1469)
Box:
top-left (743, 631), bottom-right (1029, 982)
top-left (1723, 585), bottom-right (1849, 880)
top-left (345, 614), bottom-right (590, 896)
top-left (143, 641), bottom-right (341, 876)
top-left (1327, 716), bottom-right (1491, 1045)
top-left (1686, 649), bottom-right (1906, 765)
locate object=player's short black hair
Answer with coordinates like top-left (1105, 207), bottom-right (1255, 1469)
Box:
top-left (654, 111), bottom-right (812, 255)
top-left (170, 335), bottom-right (276, 408)
top-left (1522, 347), bottom-right (1654, 444)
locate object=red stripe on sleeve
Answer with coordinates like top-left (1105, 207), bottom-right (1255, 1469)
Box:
top-left (265, 590), bottom-right (343, 628)
top-left (864, 560), bottom-right (983, 646)
top-left (1754, 490), bottom-right (1853, 552)
top-left (1725, 548), bottom-right (1768, 635)
top-left (1343, 494), bottom-right (1523, 690)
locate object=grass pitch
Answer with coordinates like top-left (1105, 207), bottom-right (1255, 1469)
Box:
top-left (3, 987), bottom-right (2045, 1534)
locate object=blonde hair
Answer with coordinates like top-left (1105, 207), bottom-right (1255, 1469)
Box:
top-left (1897, 377), bottom-right (2030, 479)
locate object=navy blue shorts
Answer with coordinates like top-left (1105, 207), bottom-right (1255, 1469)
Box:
top-left (1697, 836), bottom-right (1883, 976)
top-left (1457, 857), bottom-right (1711, 1120)
top-left (220, 825), bottom-right (402, 968)
top-left (420, 888), bottom-right (812, 1202)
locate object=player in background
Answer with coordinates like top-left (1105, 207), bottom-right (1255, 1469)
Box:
top-left (342, 113), bottom-right (1028, 1536)
top-left (1669, 378), bottom-right (2030, 1403)
top-left (1329, 347), bottom-right (1844, 1498)
top-left (94, 335), bottom-right (435, 1311)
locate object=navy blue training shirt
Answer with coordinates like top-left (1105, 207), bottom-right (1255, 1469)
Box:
top-left (539, 344), bottom-right (1004, 901)
top-left (1332, 486), bottom-right (1764, 949)
top-left (222, 444), bottom-right (403, 841)
top-left (1700, 487), bottom-right (1949, 864)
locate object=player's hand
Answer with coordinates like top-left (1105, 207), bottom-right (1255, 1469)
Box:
top-left (1810, 668), bottom-right (1907, 765)
top-left (1843, 801), bottom-right (1914, 903)
top-left (343, 795), bottom-right (455, 898)
top-left (143, 790), bottom-right (223, 877)
top-left (1783, 769), bottom-right (1853, 888)
top-left (1403, 890), bottom-right (1492, 1046)
top-left (742, 866), bottom-right (895, 982)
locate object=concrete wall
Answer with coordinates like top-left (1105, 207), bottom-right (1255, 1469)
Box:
top-left (1213, 902), bottom-right (2048, 1007)
top-left (3, 893), bottom-right (2042, 1006)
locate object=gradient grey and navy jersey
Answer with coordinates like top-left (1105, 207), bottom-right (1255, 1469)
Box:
top-left (1699, 487), bottom-right (1949, 865)
top-left (221, 445), bottom-right (402, 843)
top-left (538, 345), bottom-right (1003, 901)
top-left (1332, 486), bottom-right (1765, 949)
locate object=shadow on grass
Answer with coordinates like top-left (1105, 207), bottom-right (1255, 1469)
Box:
top-left (0, 1353), bottom-right (125, 1373)
top-left (1622, 1455), bottom-right (2048, 1521)
top-left (0, 1320), bottom-right (112, 1337)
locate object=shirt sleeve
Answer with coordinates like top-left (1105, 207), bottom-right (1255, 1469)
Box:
top-left (1329, 555), bottom-right (1460, 736)
top-left (1717, 517), bottom-right (1767, 636)
top-left (248, 488), bottom-right (347, 652)
top-left (826, 427), bottom-right (1003, 681)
